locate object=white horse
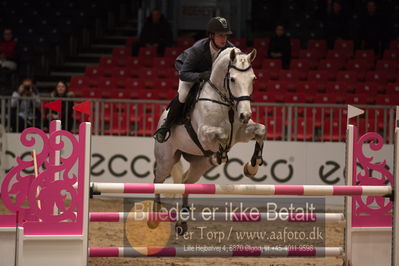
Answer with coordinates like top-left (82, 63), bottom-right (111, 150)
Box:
top-left (152, 47), bottom-right (266, 233)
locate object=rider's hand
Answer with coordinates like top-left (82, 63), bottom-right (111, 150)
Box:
top-left (199, 71), bottom-right (211, 81)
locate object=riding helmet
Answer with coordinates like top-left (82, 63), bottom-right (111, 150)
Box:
top-left (207, 17), bottom-right (232, 35)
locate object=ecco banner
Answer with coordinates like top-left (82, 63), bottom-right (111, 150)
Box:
top-left (1, 134), bottom-right (393, 208)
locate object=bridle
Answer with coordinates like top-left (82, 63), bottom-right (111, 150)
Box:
top-left (198, 60), bottom-right (253, 108)
top-left (192, 56), bottom-right (253, 158)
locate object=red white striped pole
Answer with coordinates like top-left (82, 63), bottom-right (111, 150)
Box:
top-left (91, 182), bottom-right (392, 197)
top-left (88, 212), bottom-right (345, 223)
top-left (89, 246), bottom-right (343, 257)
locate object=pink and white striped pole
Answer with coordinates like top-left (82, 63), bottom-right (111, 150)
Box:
top-left (88, 212), bottom-right (345, 223)
top-left (89, 246), bottom-right (343, 257)
top-left (91, 183), bottom-right (392, 197)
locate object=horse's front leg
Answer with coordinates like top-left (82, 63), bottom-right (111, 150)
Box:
top-left (198, 125), bottom-right (229, 165)
top-left (238, 121), bottom-right (266, 177)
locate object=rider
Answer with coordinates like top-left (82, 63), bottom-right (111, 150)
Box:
top-left (153, 17), bottom-right (234, 143)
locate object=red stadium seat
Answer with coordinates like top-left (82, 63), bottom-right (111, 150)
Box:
top-left (296, 81), bottom-right (318, 94)
top-left (334, 40), bottom-right (354, 53)
top-left (125, 78), bottom-right (144, 91)
top-left (104, 113), bottom-right (129, 136)
top-left (80, 88), bottom-right (101, 98)
top-left (383, 50), bottom-right (399, 60)
top-left (111, 67), bottom-right (129, 78)
top-left (390, 40), bottom-right (399, 50)
top-left (318, 59), bottom-right (345, 71)
top-left (262, 59), bottom-right (281, 79)
top-left (376, 95), bottom-right (395, 105)
top-left (84, 66), bottom-right (103, 77)
top-left (126, 37), bottom-right (139, 47)
top-left (278, 70), bottom-right (300, 81)
top-left (267, 81), bottom-right (289, 94)
top-left (70, 76), bottom-right (87, 90)
top-left (153, 57), bottom-right (175, 68)
top-left (290, 39), bottom-right (301, 58)
top-left (291, 117), bottom-right (313, 141)
top-left (129, 56), bottom-right (153, 68)
top-left (98, 78), bottom-right (117, 91)
top-left (346, 59), bottom-right (373, 71)
top-left (284, 93), bottom-right (305, 104)
top-left (385, 83), bottom-right (399, 95)
top-left (324, 81), bottom-right (353, 94)
top-left (308, 70), bottom-right (329, 82)
top-left (290, 59), bottom-right (314, 71)
top-left (99, 56), bottom-right (116, 68)
top-left (265, 116), bottom-right (284, 140)
top-left (345, 94), bottom-right (370, 105)
top-left (176, 37), bottom-right (195, 48)
top-left (376, 60), bottom-right (398, 71)
top-left (138, 47), bottom-right (157, 58)
top-left (253, 38), bottom-right (270, 51)
top-left (336, 71), bottom-right (365, 83)
top-left (254, 70), bottom-right (271, 80)
top-left (354, 50), bottom-right (375, 61)
top-left (365, 71), bottom-right (391, 84)
top-left (253, 79), bottom-right (268, 91)
top-left (136, 115), bottom-right (158, 136)
top-left (112, 47), bottom-right (131, 58)
top-left (252, 91), bottom-right (275, 102)
top-left (230, 38), bottom-right (247, 49)
top-left (138, 67), bottom-right (156, 79)
top-left (307, 40), bottom-right (327, 53)
top-left (354, 82), bottom-right (383, 95)
top-left (321, 119), bottom-right (346, 142)
top-left (164, 47), bottom-right (183, 58)
top-left (262, 59), bottom-right (282, 70)
top-left (326, 50), bottom-right (352, 60)
top-left (299, 49), bottom-right (324, 60)
top-left (157, 67), bottom-right (178, 79)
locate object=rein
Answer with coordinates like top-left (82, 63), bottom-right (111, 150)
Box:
top-left (192, 59), bottom-right (253, 156)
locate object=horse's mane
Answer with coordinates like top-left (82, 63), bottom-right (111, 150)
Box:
top-left (212, 47), bottom-right (241, 67)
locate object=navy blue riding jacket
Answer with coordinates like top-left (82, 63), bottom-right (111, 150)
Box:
top-left (175, 38), bottom-right (234, 83)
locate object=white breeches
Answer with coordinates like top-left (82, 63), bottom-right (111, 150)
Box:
top-left (177, 80), bottom-right (194, 103)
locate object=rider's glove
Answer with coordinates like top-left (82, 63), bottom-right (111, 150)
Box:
top-left (199, 71), bottom-right (211, 81)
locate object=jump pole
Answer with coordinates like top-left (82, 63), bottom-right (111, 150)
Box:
top-left (88, 246), bottom-right (344, 257)
top-left (88, 212), bottom-right (345, 223)
top-left (90, 182), bottom-right (392, 196)
top-left (393, 106), bottom-right (399, 266)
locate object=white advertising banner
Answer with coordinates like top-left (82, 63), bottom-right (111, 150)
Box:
top-left (1, 134), bottom-right (394, 208)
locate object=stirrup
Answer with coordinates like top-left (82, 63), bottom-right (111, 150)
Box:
top-left (153, 127), bottom-right (171, 143)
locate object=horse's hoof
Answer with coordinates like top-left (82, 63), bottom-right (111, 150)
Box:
top-left (175, 221), bottom-right (188, 235)
top-left (243, 162), bottom-right (258, 178)
top-left (147, 221), bottom-right (160, 229)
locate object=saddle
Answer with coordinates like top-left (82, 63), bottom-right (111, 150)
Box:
top-left (171, 82), bottom-right (202, 125)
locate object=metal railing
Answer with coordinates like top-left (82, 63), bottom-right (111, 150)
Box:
top-left (0, 96), bottom-right (395, 143)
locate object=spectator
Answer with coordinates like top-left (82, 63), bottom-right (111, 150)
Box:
top-left (11, 78), bottom-right (41, 132)
top-left (268, 24), bottom-right (291, 69)
top-left (46, 81), bottom-right (74, 131)
top-left (359, 0), bottom-right (386, 53)
top-left (0, 28), bottom-right (17, 71)
top-left (325, 1), bottom-right (348, 49)
top-left (132, 8), bottom-right (173, 56)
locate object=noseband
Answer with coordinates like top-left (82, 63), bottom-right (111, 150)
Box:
top-left (198, 60), bottom-right (253, 108)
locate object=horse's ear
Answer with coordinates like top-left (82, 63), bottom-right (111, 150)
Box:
top-left (248, 49), bottom-right (257, 63)
top-left (230, 48), bottom-right (236, 62)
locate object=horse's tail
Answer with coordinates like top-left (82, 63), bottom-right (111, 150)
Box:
top-left (170, 160), bottom-right (184, 184)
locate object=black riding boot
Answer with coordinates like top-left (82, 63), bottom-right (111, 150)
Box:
top-left (153, 96), bottom-right (184, 143)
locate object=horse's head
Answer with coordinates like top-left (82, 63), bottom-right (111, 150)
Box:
top-left (227, 48), bottom-right (257, 124)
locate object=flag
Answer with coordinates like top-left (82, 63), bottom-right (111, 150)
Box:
top-left (347, 105), bottom-right (364, 120)
top-left (44, 99), bottom-right (62, 114)
top-left (73, 100), bottom-right (91, 116)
